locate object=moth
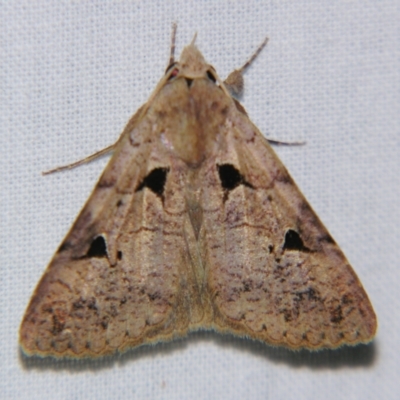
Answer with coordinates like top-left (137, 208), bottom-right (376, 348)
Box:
top-left (20, 25), bottom-right (377, 358)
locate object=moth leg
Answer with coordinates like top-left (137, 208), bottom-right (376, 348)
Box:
top-left (42, 144), bottom-right (115, 175)
top-left (224, 36), bottom-right (269, 97)
top-left (266, 138), bottom-right (306, 146)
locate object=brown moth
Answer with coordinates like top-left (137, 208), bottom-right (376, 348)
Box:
top-left (20, 25), bottom-right (377, 358)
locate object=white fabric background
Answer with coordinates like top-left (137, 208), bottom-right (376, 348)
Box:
top-left (1, 1), bottom-right (399, 399)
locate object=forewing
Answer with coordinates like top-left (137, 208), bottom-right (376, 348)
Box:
top-left (20, 108), bottom-right (194, 358)
top-left (202, 105), bottom-right (377, 349)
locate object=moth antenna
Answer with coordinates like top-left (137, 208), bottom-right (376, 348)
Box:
top-left (42, 144), bottom-right (115, 175)
top-left (266, 138), bottom-right (306, 146)
top-left (238, 36), bottom-right (269, 73)
top-left (191, 32), bottom-right (198, 45)
top-left (168, 22), bottom-right (177, 65)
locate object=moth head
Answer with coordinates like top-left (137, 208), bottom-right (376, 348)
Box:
top-left (178, 45), bottom-right (208, 78)
top-left (165, 33), bottom-right (220, 86)
top-left (177, 34), bottom-right (212, 79)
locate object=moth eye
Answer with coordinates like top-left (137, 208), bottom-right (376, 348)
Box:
top-left (136, 167), bottom-right (169, 197)
top-left (206, 70), bottom-right (217, 83)
top-left (282, 229), bottom-right (310, 252)
top-left (167, 67), bottom-right (180, 81)
top-left (165, 62), bottom-right (177, 73)
top-left (86, 235), bottom-right (108, 258)
top-left (217, 164), bottom-right (253, 191)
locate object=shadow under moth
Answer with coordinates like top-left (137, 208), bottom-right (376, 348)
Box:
top-left (20, 25), bottom-right (377, 358)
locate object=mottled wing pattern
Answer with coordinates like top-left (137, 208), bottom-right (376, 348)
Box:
top-left (19, 107), bottom-right (195, 358)
top-left (202, 104), bottom-right (377, 348)
top-left (20, 36), bottom-right (377, 357)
